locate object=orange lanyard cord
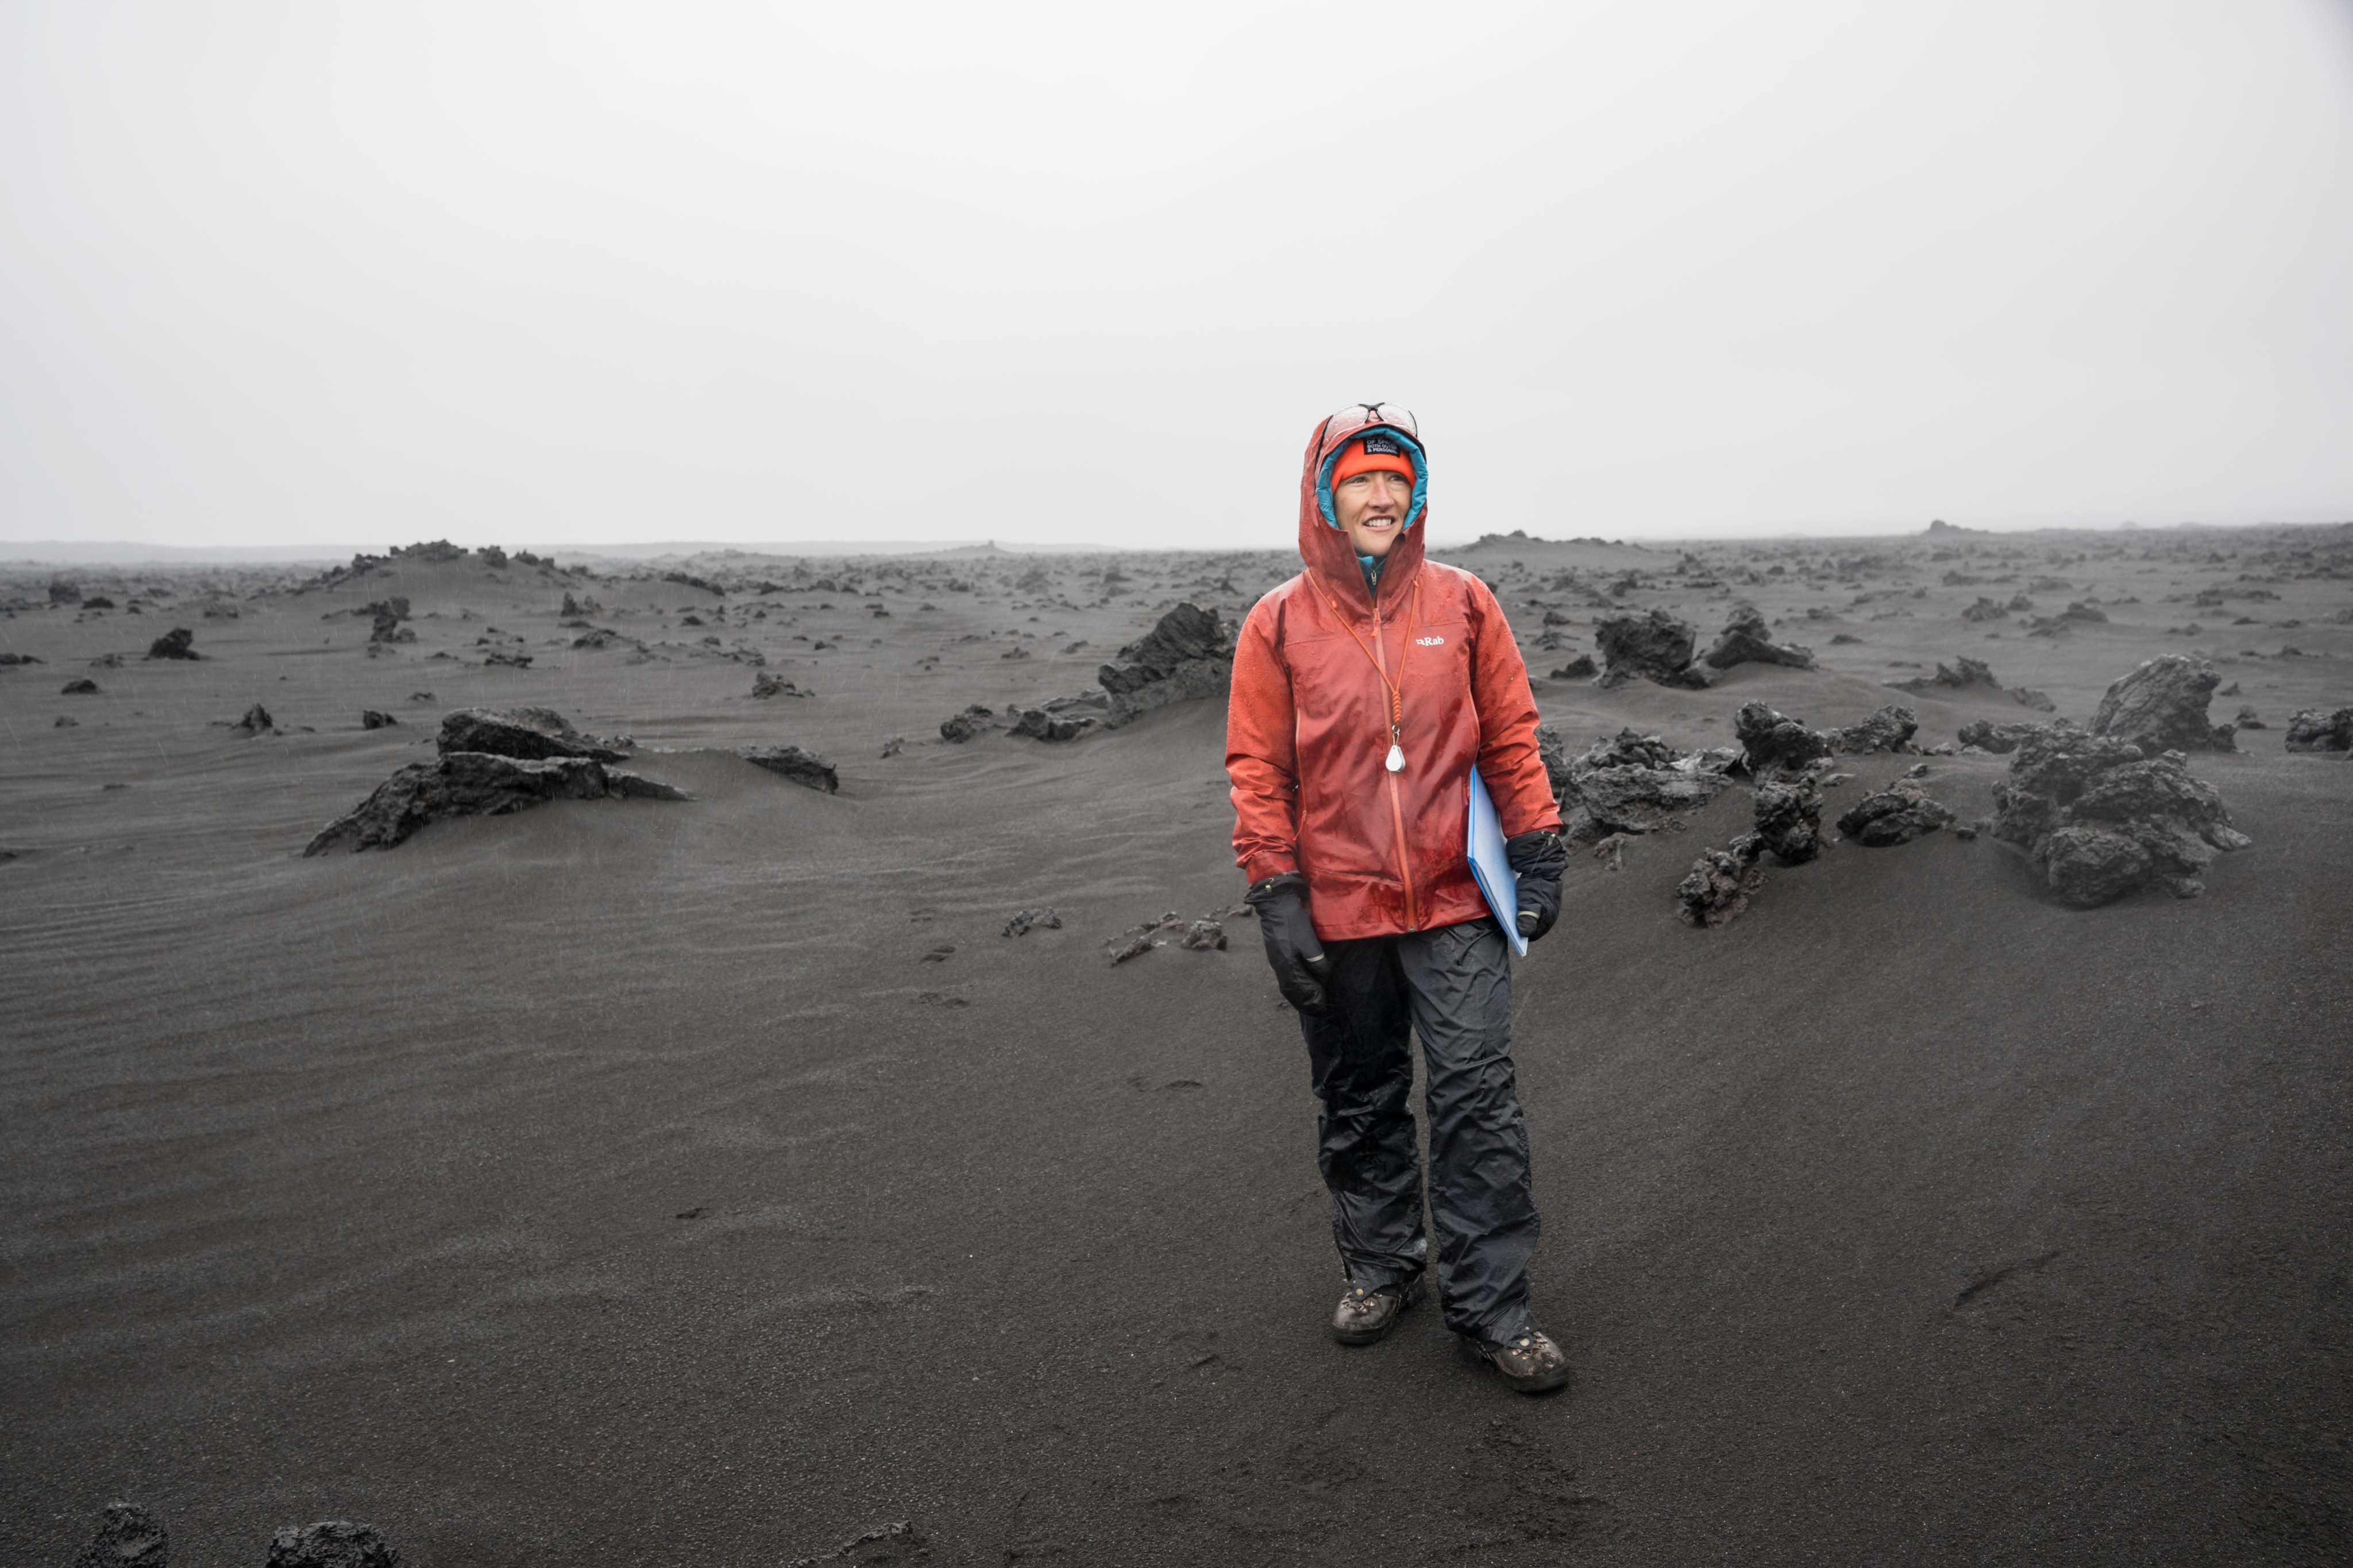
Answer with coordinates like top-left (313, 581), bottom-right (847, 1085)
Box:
top-left (1311, 572), bottom-right (1419, 741)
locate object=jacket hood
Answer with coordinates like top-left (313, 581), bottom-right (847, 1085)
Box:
top-left (1297, 403), bottom-right (1428, 615)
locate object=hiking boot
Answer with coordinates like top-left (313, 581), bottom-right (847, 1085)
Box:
top-left (1468, 1326), bottom-right (1570, 1393)
top-left (1330, 1278), bottom-right (1420, 1345)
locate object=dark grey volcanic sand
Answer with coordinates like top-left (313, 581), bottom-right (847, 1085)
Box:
top-left (3, 527), bottom-right (2351, 1564)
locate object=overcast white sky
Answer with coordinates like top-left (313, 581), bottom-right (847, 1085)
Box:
top-left (4, 2), bottom-right (2351, 552)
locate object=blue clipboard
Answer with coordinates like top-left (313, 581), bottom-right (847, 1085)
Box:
top-left (1467, 768), bottom-right (1529, 958)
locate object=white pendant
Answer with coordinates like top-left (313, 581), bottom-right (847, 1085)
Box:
top-left (1385, 743), bottom-right (1405, 773)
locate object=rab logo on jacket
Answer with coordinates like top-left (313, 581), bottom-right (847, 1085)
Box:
top-left (1415, 635), bottom-right (1446, 646)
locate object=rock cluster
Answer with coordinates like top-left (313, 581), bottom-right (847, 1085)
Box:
top-left (1888, 656), bottom-right (2054, 712)
top-left (1835, 782), bottom-right (1955, 846)
top-left (751, 673), bottom-right (812, 699)
top-left (938, 704), bottom-right (997, 742)
top-left (1703, 605), bottom-right (1816, 671)
top-left (1546, 726), bottom-right (1741, 841)
top-left (1752, 779), bottom-right (1823, 864)
top-left (1594, 610), bottom-right (1707, 689)
top-left (1106, 909), bottom-right (1238, 963)
top-left (366, 598), bottom-right (414, 644)
top-left (1956, 720), bottom-right (2041, 754)
top-left (1676, 839), bottom-right (1763, 927)
top-left (146, 628), bottom-right (198, 661)
top-left (1004, 907), bottom-right (1062, 937)
top-left (1833, 704), bottom-right (1919, 755)
top-left (2283, 706), bottom-right (2352, 753)
top-left (740, 744), bottom-right (838, 793)
top-left (306, 708), bottom-right (682, 854)
top-left (2089, 655), bottom-right (2235, 752)
top-left (1734, 702), bottom-right (1834, 777)
top-left (1990, 727), bottom-right (2250, 906)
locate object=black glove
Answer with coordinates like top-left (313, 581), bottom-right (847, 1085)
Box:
top-left (1505, 830), bottom-right (1568, 943)
top-left (1243, 872), bottom-right (1329, 1015)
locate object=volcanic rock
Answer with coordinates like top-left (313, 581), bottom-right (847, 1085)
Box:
top-left (1891, 656), bottom-right (2001, 694)
top-left (1834, 705), bottom-right (1919, 754)
top-left (361, 709), bottom-right (398, 729)
top-left (438, 707), bottom-right (627, 762)
top-left (2090, 655), bottom-right (2234, 752)
top-left (751, 672), bottom-right (811, 698)
top-left (0, 651), bottom-right (43, 665)
top-left (1989, 727), bottom-right (2250, 906)
top-left (2283, 706), bottom-right (2353, 753)
top-left (939, 704), bottom-right (997, 743)
top-left (304, 752), bottom-right (685, 854)
top-left (1752, 780), bottom-right (1823, 864)
top-left (146, 628), bottom-right (198, 661)
top-left (1095, 602), bottom-right (1233, 721)
top-left (1676, 836), bottom-right (1763, 927)
top-left (1734, 702), bottom-right (1834, 777)
top-left (1010, 704), bottom-right (1099, 741)
top-left (1180, 918), bottom-right (1228, 951)
top-left (1835, 783), bottom-right (1955, 846)
top-left (231, 704), bottom-right (275, 735)
top-left (61, 678), bottom-right (99, 695)
top-left (1595, 609), bottom-right (1707, 688)
top-left (1555, 728), bottom-right (1739, 840)
top-left (366, 598), bottom-right (414, 644)
top-left (1955, 720), bottom-right (2040, 754)
top-left (72, 1501), bottom-right (167, 1568)
top-left (1549, 654), bottom-right (1598, 679)
top-left (741, 745), bottom-right (839, 793)
top-left (265, 1520), bottom-right (400, 1568)
top-left (1004, 907), bottom-right (1062, 937)
top-left (1703, 605), bottom-right (1816, 671)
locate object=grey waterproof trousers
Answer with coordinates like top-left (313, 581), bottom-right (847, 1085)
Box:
top-left (1301, 916), bottom-right (1540, 1341)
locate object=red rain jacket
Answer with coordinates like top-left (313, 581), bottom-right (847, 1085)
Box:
top-left (1226, 407), bottom-right (1562, 942)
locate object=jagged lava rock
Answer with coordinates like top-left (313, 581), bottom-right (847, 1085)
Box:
top-left (2090, 655), bottom-right (2234, 751)
top-left (1004, 907), bottom-right (1062, 937)
top-left (232, 703), bottom-right (274, 734)
top-left (438, 706), bottom-right (627, 762)
top-left (2283, 706), bottom-right (2353, 753)
top-left (1752, 779), bottom-right (1823, 864)
top-left (1990, 727), bottom-right (2250, 906)
top-left (939, 704), bottom-right (996, 742)
top-left (1834, 705), bottom-right (1919, 755)
top-left (72, 1502), bottom-right (167, 1568)
top-left (304, 753), bottom-right (685, 854)
top-left (1835, 782), bottom-right (1955, 846)
top-left (741, 745), bottom-right (839, 793)
top-left (1554, 728), bottom-right (1739, 840)
top-left (1010, 703), bottom-right (1098, 741)
top-left (146, 628), bottom-right (198, 660)
top-left (1734, 702), bottom-right (1834, 777)
top-left (265, 1520), bottom-right (400, 1568)
top-left (361, 709), bottom-right (398, 729)
top-left (1677, 836), bottom-right (1763, 927)
top-left (1097, 601), bottom-right (1232, 716)
top-left (1703, 605), bottom-right (1816, 671)
top-left (61, 677), bottom-right (99, 694)
top-left (1956, 719), bottom-right (2040, 754)
top-left (1595, 609), bottom-right (1707, 688)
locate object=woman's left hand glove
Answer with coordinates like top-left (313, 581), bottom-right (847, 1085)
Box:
top-left (1505, 829), bottom-right (1568, 943)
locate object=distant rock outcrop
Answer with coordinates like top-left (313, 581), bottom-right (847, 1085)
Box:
top-left (741, 744), bottom-right (838, 793)
top-left (1835, 783), bottom-right (1955, 846)
top-left (146, 628), bottom-right (198, 661)
top-left (2283, 706), bottom-right (2352, 754)
top-left (305, 750), bottom-right (685, 854)
top-left (1703, 605), bottom-right (1816, 671)
top-left (1094, 601), bottom-right (1233, 720)
top-left (2089, 655), bottom-right (2234, 752)
top-left (1595, 610), bottom-right (1707, 688)
top-left (1990, 727), bottom-right (2250, 906)
top-left (1548, 727), bottom-right (1741, 841)
top-left (230, 703), bottom-right (275, 735)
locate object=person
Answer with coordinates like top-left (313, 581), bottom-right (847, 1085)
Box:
top-left (1225, 403), bottom-right (1572, 1394)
